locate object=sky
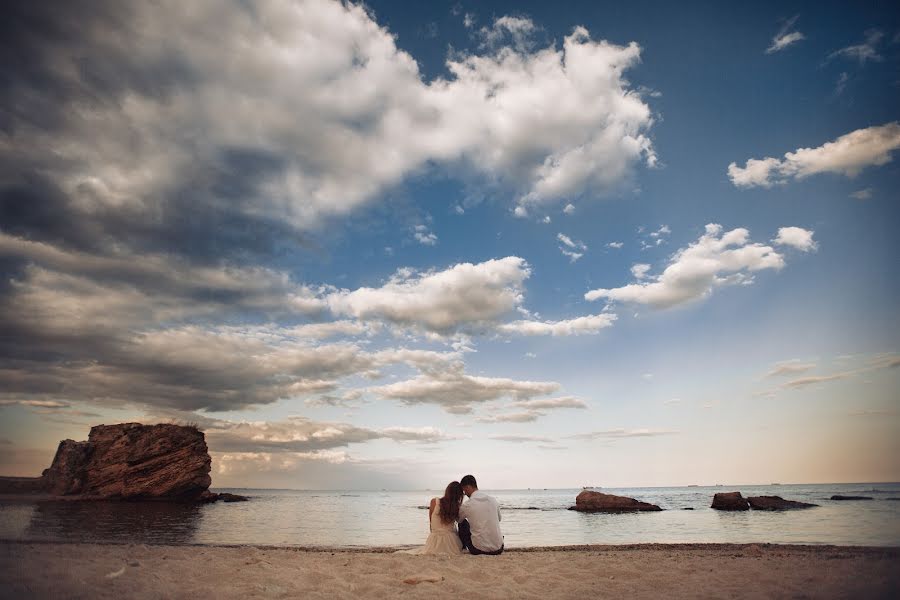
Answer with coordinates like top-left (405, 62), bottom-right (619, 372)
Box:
top-left (1, 0), bottom-right (898, 490)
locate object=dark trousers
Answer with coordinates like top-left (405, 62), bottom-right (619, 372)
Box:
top-left (458, 519), bottom-right (504, 555)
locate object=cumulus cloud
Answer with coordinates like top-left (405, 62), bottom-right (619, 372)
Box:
top-left (850, 188), bottom-right (873, 200)
top-left (774, 227), bottom-right (817, 252)
top-left (630, 264), bottom-right (651, 280)
top-left (766, 15), bottom-right (805, 54)
top-left (728, 122), bottom-right (900, 187)
top-left (585, 224), bottom-right (786, 309)
top-left (563, 204), bottom-right (575, 215)
top-left (327, 257), bottom-right (530, 334)
top-left (204, 416), bottom-right (454, 454)
top-left (368, 367), bottom-right (560, 414)
top-left (497, 314), bottom-right (616, 336)
top-left (479, 16), bottom-right (539, 51)
top-left (828, 29), bottom-right (884, 64)
top-left (2, 1), bottom-right (656, 244)
top-left (607, 241), bottom-right (624, 249)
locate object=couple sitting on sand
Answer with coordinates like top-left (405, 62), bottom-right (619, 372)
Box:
top-left (410, 474), bottom-right (503, 556)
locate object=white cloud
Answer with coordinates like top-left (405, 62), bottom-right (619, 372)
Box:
top-left (476, 411), bottom-right (542, 423)
top-left (850, 188), bottom-right (873, 200)
top-left (558, 233), bottom-right (587, 250)
top-left (828, 29), bottom-right (884, 64)
top-left (509, 396), bottom-right (588, 410)
top-left (640, 225), bottom-right (670, 249)
top-left (412, 224), bottom-right (438, 246)
top-left (563, 203), bottom-right (575, 215)
top-left (202, 416), bottom-right (455, 454)
top-left (286, 321), bottom-right (377, 340)
top-left (497, 314), bottom-right (617, 336)
top-left (766, 360), bottom-right (817, 377)
top-left (479, 16), bottom-right (538, 51)
top-left (834, 72), bottom-right (849, 95)
top-left (630, 263), bottom-right (651, 280)
top-left (558, 233), bottom-right (588, 262)
top-left (570, 428), bottom-right (678, 440)
top-left (9, 2), bottom-right (657, 231)
top-left (489, 434), bottom-right (553, 443)
top-left (369, 367), bottom-right (560, 414)
top-left (728, 122), bottom-right (900, 187)
top-left (766, 16), bottom-right (805, 54)
top-left (586, 224), bottom-right (785, 309)
top-left (327, 257), bottom-right (530, 333)
top-left (768, 31), bottom-right (805, 53)
top-left (560, 248), bottom-right (584, 262)
top-left (773, 227), bottom-right (817, 252)
top-left (606, 241), bottom-right (624, 249)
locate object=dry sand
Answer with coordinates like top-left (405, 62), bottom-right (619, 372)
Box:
top-left (2, 542), bottom-right (898, 599)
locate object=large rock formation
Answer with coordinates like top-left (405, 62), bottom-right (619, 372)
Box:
top-left (711, 491), bottom-right (749, 511)
top-left (569, 490), bottom-right (662, 512)
top-left (747, 495), bottom-right (818, 510)
top-left (40, 423), bottom-right (213, 501)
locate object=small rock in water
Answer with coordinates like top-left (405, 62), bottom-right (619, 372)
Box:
top-left (830, 495), bottom-right (873, 501)
top-left (747, 496), bottom-right (817, 510)
top-left (711, 492), bottom-right (749, 511)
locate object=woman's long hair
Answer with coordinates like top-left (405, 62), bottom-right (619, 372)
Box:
top-left (439, 481), bottom-right (464, 524)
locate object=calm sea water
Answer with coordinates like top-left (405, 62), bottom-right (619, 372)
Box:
top-left (1, 483), bottom-right (898, 548)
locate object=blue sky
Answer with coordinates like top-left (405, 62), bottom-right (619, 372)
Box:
top-left (1, 0), bottom-right (898, 489)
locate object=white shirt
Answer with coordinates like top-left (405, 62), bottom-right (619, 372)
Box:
top-left (458, 490), bottom-right (503, 551)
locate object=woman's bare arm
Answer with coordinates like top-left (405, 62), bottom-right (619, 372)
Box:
top-left (428, 497), bottom-right (437, 531)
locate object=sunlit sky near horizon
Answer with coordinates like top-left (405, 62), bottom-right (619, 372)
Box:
top-left (1, 0), bottom-right (898, 490)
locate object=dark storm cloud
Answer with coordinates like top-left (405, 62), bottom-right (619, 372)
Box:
top-left (1, 1), bottom-right (311, 263)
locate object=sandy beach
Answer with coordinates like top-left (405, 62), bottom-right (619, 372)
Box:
top-left (2, 542), bottom-right (897, 599)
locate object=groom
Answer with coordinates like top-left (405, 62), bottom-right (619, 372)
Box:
top-left (457, 474), bottom-right (503, 555)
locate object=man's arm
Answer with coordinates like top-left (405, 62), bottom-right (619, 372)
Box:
top-left (458, 501), bottom-right (468, 522)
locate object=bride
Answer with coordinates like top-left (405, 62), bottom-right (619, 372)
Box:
top-left (403, 481), bottom-right (464, 555)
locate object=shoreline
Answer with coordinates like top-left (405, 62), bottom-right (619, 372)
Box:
top-left (3, 541), bottom-right (898, 599)
top-left (3, 539), bottom-right (900, 553)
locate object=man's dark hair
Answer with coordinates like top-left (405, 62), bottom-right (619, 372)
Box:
top-left (460, 474), bottom-right (477, 489)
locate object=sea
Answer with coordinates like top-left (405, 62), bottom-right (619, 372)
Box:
top-left (1, 483), bottom-right (898, 548)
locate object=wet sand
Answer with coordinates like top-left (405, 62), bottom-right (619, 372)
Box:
top-left (2, 541), bottom-right (898, 599)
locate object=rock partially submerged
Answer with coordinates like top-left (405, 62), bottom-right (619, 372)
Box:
top-left (711, 492), bottom-right (749, 511)
top-left (747, 496), bottom-right (818, 510)
top-left (0, 423), bottom-right (244, 503)
top-left (569, 490), bottom-right (662, 512)
top-left (39, 423), bottom-right (213, 501)
top-left (831, 495), bottom-right (873, 501)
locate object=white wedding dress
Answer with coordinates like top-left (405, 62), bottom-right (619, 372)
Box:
top-left (401, 498), bottom-right (464, 555)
